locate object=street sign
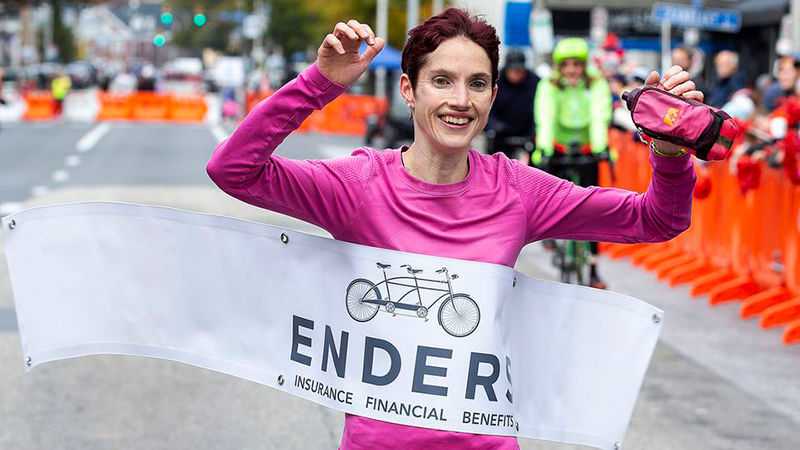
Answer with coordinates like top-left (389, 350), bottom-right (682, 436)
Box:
top-left (504, 1), bottom-right (532, 46)
top-left (652, 2), bottom-right (741, 33)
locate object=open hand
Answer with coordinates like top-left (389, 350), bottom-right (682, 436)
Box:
top-left (317, 19), bottom-right (386, 87)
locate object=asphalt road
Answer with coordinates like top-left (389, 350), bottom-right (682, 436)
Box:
top-left (0, 121), bottom-right (798, 449)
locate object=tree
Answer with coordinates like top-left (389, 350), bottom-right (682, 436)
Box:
top-left (166, 0), bottom-right (253, 53)
top-left (170, 0), bottom-right (243, 13)
top-left (302, 0), bottom-right (435, 51)
top-left (265, 0), bottom-right (322, 59)
top-left (164, 0), bottom-right (437, 60)
top-left (172, 20), bottom-right (238, 53)
top-left (51, 0), bottom-right (76, 62)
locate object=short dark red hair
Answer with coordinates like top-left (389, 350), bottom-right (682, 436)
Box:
top-left (402, 8), bottom-right (500, 88)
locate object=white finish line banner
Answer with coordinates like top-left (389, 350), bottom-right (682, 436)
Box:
top-left (2, 203), bottom-right (663, 450)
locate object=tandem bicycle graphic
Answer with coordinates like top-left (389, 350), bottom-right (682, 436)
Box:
top-left (345, 262), bottom-right (481, 337)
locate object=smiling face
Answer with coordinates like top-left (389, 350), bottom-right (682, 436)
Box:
top-left (559, 58), bottom-right (586, 86)
top-left (400, 37), bottom-right (497, 154)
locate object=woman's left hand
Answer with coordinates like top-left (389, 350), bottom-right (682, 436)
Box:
top-left (645, 65), bottom-right (703, 102)
top-left (645, 65), bottom-right (704, 155)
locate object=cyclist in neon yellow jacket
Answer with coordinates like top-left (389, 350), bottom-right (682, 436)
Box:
top-left (533, 37), bottom-right (612, 289)
top-left (534, 38), bottom-right (611, 162)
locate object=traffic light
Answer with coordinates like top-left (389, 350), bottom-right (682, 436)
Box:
top-left (193, 13), bottom-right (207, 27)
top-left (160, 12), bottom-right (173, 25)
top-left (153, 33), bottom-right (166, 47)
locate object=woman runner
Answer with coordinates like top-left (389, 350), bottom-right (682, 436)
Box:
top-left (207, 8), bottom-right (702, 450)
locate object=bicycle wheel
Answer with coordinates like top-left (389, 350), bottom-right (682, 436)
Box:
top-left (345, 279), bottom-right (381, 322)
top-left (559, 241), bottom-right (574, 284)
top-left (438, 294), bottom-right (480, 337)
top-left (573, 241), bottom-right (592, 286)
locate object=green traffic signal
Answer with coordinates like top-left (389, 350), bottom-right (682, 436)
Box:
top-left (160, 12), bottom-right (173, 25)
top-left (193, 13), bottom-right (207, 27)
top-left (153, 34), bottom-right (166, 47)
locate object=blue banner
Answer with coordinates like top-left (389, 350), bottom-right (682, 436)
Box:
top-left (504, 1), bottom-right (532, 46)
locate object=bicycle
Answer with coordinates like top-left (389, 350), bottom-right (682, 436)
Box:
top-left (485, 130), bottom-right (534, 164)
top-left (345, 262), bottom-right (480, 337)
top-left (546, 142), bottom-right (608, 286)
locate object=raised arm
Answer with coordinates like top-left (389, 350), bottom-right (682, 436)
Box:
top-left (520, 151), bottom-right (695, 243)
top-left (522, 66), bottom-right (702, 243)
top-left (206, 20), bottom-right (385, 234)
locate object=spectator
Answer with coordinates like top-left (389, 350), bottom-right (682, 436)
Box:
top-left (671, 46), bottom-right (707, 97)
top-left (627, 66), bottom-right (650, 89)
top-left (755, 73), bottom-right (773, 100)
top-left (707, 50), bottom-right (745, 108)
top-left (136, 65), bottom-right (156, 92)
top-left (0, 67), bottom-right (6, 108)
top-left (595, 32), bottom-right (624, 79)
top-left (221, 87), bottom-right (239, 123)
top-left (721, 88), bottom-right (756, 120)
top-left (0, 68), bottom-right (5, 133)
top-left (51, 70), bottom-right (71, 117)
top-left (608, 73), bottom-right (626, 109)
top-left (762, 53), bottom-right (800, 112)
top-left (485, 49), bottom-right (540, 161)
top-left (608, 72), bottom-right (636, 132)
top-left (109, 68), bottom-right (137, 94)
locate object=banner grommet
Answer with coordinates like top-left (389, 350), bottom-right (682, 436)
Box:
top-left (277, 374), bottom-right (285, 386)
top-left (280, 233), bottom-right (289, 244)
top-left (8, 219), bottom-right (16, 230)
top-left (652, 314), bottom-right (661, 324)
top-left (25, 356), bottom-right (31, 367)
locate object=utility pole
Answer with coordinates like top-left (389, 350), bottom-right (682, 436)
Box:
top-left (661, 20), bottom-right (671, 73)
top-left (43, 4), bottom-right (53, 62)
top-left (375, 0), bottom-right (388, 99)
top-left (20, 5), bottom-right (34, 65)
top-left (685, 0), bottom-right (701, 48)
top-left (793, 0), bottom-right (800, 51)
top-left (251, 0), bottom-right (267, 67)
top-left (406, 0), bottom-right (419, 35)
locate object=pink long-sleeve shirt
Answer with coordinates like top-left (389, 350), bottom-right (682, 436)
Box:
top-left (207, 64), bottom-right (695, 450)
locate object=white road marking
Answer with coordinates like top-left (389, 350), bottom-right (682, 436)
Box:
top-left (52, 170), bottom-right (69, 182)
top-left (65, 155), bottom-right (81, 167)
top-left (320, 145), bottom-right (354, 159)
top-left (31, 186), bottom-right (49, 197)
top-left (209, 123), bottom-right (229, 144)
top-left (76, 122), bottom-right (111, 153)
top-left (0, 202), bottom-right (23, 216)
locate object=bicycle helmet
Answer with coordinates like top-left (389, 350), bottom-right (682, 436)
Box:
top-left (553, 38), bottom-right (589, 65)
